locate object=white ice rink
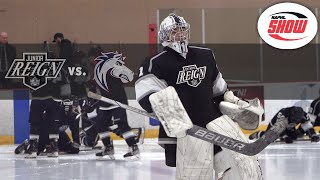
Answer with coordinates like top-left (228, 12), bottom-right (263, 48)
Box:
top-left (0, 139), bottom-right (320, 180)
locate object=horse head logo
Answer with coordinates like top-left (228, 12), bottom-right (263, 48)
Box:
top-left (94, 51), bottom-right (134, 91)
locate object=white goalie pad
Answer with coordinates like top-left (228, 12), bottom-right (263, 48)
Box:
top-left (219, 91), bottom-right (264, 130)
top-left (207, 115), bottom-right (263, 180)
top-left (176, 135), bottom-right (214, 180)
top-left (149, 86), bottom-right (193, 138)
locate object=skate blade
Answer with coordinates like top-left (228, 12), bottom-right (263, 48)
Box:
top-left (25, 152), bottom-right (37, 159)
top-left (124, 154), bottom-right (140, 161)
top-left (96, 155), bottom-right (115, 161)
top-left (47, 152), bottom-right (58, 157)
top-left (80, 146), bottom-right (95, 151)
top-left (38, 152), bottom-right (47, 156)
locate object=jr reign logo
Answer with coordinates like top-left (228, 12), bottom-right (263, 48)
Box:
top-left (5, 53), bottom-right (65, 90)
top-left (176, 65), bottom-right (206, 87)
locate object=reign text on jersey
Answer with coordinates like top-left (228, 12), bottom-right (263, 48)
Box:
top-left (176, 65), bottom-right (206, 87)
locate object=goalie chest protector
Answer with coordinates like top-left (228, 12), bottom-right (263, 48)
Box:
top-left (137, 46), bottom-right (224, 128)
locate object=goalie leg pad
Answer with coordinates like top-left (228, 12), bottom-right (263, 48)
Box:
top-left (149, 86), bottom-right (193, 138)
top-left (207, 115), bottom-right (263, 180)
top-left (176, 135), bottom-right (214, 180)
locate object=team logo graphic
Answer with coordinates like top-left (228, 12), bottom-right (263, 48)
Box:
top-left (257, 2), bottom-right (318, 49)
top-left (176, 65), bottom-right (206, 87)
top-left (5, 53), bottom-right (65, 90)
top-left (94, 52), bottom-right (134, 91)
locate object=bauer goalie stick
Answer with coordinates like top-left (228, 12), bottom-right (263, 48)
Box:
top-left (87, 91), bottom-right (288, 156)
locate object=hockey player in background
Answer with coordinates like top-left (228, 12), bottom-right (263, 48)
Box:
top-left (94, 88), bottom-right (140, 159)
top-left (307, 89), bottom-right (320, 127)
top-left (135, 13), bottom-right (262, 179)
top-left (15, 100), bottom-right (79, 156)
top-left (77, 47), bottom-right (103, 149)
top-left (23, 37), bottom-right (70, 157)
top-left (249, 106), bottom-right (320, 143)
top-left (64, 50), bottom-right (91, 145)
top-left (88, 51), bottom-right (139, 159)
top-left (24, 81), bottom-right (63, 158)
top-left (16, 39), bottom-right (81, 157)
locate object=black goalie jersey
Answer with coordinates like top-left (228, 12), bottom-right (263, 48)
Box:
top-left (135, 46), bottom-right (227, 141)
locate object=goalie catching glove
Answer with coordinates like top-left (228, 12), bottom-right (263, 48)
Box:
top-left (219, 91), bottom-right (264, 130)
top-left (149, 86), bottom-right (193, 138)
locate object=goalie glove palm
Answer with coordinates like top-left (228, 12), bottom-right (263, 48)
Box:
top-left (220, 91), bottom-right (264, 130)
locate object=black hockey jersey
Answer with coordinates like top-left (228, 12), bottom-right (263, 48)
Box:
top-left (31, 69), bottom-right (69, 99)
top-left (309, 97), bottom-right (320, 117)
top-left (135, 46), bottom-right (227, 129)
top-left (99, 74), bottom-right (128, 107)
top-left (270, 106), bottom-right (308, 126)
top-left (308, 97), bottom-right (320, 126)
top-left (269, 106), bottom-right (318, 139)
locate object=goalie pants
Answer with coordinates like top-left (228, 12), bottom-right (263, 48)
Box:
top-left (96, 107), bottom-right (136, 147)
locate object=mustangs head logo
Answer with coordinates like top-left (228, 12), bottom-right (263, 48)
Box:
top-left (94, 51), bottom-right (134, 91)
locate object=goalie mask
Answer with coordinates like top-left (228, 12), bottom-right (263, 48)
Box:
top-left (159, 13), bottom-right (190, 55)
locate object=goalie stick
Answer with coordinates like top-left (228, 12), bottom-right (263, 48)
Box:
top-left (87, 91), bottom-right (288, 156)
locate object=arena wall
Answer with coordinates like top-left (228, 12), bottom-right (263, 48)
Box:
top-left (2, 82), bottom-right (320, 144)
top-left (1, 0), bottom-right (319, 43)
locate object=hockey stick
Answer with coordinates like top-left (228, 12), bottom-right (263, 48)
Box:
top-left (74, 100), bottom-right (100, 120)
top-left (73, 110), bottom-right (97, 125)
top-left (87, 91), bottom-right (288, 156)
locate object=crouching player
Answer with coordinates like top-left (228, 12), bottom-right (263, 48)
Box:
top-left (249, 106), bottom-right (319, 143)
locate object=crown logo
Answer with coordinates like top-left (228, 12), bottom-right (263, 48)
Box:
top-left (30, 77), bottom-right (40, 86)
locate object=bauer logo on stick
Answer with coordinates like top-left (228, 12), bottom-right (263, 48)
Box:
top-left (5, 52), bottom-right (65, 90)
top-left (257, 2), bottom-right (318, 49)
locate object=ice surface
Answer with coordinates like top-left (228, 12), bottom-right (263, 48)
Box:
top-left (0, 139), bottom-right (320, 180)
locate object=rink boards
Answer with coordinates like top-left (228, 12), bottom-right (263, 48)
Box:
top-left (0, 89), bottom-right (159, 144)
top-left (1, 82), bottom-right (320, 144)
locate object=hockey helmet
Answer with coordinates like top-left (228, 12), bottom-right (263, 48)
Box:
top-left (158, 13), bottom-right (190, 54)
top-left (290, 106), bottom-right (305, 123)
